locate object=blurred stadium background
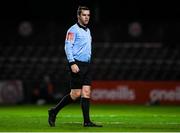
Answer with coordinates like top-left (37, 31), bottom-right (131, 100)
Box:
top-left (0, 0), bottom-right (180, 105)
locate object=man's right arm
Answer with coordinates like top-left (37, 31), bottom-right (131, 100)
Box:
top-left (64, 31), bottom-right (75, 64)
top-left (64, 29), bottom-right (79, 73)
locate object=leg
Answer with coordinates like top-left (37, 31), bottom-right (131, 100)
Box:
top-left (48, 62), bottom-right (83, 127)
top-left (52, 89), bottom-right (81, 114)
top-left (81, 85), bottom-right (102, 127)
top-left (48, 89), bottom-right (81, 127)
top-left (81, 85), bottom-right (91, 123)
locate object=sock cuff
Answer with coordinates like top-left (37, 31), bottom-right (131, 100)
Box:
top-left (81, 97), bottom-right (90, 100)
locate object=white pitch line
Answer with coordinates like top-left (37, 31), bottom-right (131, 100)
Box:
top-left (61, 115), bottom-right (118, 118)
top-left (60, 114), bottom-right (180, 118)
top-left (59, 122), bottom-right (122, 124)
top-left (59, 122), bottom-right (180, 125)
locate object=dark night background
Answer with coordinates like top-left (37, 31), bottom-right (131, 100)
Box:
top-left (1, 0), bottom-right (180, 43)
top-left (0, 1), bottom-right (180, 20)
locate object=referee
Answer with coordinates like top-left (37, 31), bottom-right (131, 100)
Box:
top-left (48, 6), bottom-right (102, 127)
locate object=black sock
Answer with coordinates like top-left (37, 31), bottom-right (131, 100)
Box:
top-left (53, 94), bottom-right (74, 115)
top-left (81, 97), bottom-right (90, 123)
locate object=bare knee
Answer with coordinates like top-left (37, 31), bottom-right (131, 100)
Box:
top-left (82, 86), bottom-right (91, 98)
top-left (70, 89), bottom-right (81, 100)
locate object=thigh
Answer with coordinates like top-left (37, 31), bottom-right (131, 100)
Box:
top-left (83, 64), bottom-right (92, 86)
top-left (68, 63), bottom-right (84, 89)
top-left (69, 71), bottom-right (83, 89)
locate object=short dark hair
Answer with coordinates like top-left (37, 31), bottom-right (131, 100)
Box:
top-left (77, 6), bottom-right (90, 16)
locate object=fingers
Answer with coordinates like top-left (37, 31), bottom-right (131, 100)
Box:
top-left (71, 64), bottom-right (80, 73)
top-left (73, 67), bottom-right (79, 73)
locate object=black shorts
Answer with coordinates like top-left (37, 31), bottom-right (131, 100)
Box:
top-left (68, 60), bottom-right (92, 89)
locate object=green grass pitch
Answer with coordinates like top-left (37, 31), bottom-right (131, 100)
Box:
top-left (0, 104), bottom-right (180, 132)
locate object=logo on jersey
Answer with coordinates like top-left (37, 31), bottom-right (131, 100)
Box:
top-left (66, 32), bottom-right (74, 41)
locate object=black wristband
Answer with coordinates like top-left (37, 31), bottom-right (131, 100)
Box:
top-left (69, 61), bottom-right (76, 66)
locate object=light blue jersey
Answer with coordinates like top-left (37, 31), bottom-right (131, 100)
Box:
top-left (64, 23), bottom-right (92, 63)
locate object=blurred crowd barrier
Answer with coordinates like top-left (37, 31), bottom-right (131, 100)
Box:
top-left (1, 80), bottom-right (180, 105)
top-left (0, 80), bottom-right (23, 104)
top-left (91, 81), bottom-right (180, 105)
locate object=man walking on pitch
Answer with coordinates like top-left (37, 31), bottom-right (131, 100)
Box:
top-left (48, 6), bottom-right (102, 127)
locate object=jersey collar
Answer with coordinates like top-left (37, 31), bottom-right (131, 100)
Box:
top-left (77, 22), bottom-right (88, 31)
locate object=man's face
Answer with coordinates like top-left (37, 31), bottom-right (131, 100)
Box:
top-left (78, 10), bottom-right (90, 26)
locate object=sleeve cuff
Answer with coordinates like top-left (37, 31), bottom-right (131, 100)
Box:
top-left (69, 61), bottom-right (76, 66)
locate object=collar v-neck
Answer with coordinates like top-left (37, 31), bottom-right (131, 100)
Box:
top-left (77, 22), bottom-right (88, 31)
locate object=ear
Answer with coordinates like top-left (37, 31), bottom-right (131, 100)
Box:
top-left (77, 14), bottom-right (80, 19)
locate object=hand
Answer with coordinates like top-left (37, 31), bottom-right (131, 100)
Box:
top-left (71, 64), bottom-right (80, 73)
